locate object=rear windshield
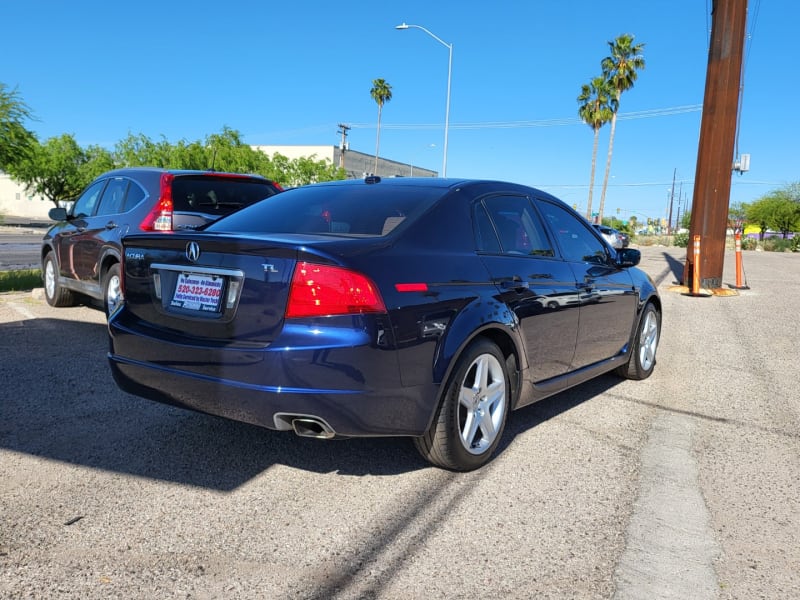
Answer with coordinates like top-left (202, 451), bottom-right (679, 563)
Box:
top-left (207, 183), bottom-right (444, 237)
top-left (171, 176), bottom-right (279, 218)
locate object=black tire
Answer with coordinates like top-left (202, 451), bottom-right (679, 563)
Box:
top-left (42, 252), bottom-right (75, 308)
top-left (616, 302), bottom-right (660, 380)
top-left (103, 263), bottom-right (122, 316)
top-left (414, 339), bottom-right (510, 471)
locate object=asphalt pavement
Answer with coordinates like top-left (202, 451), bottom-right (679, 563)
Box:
top-left (0, 245), bottom-right (798, 599)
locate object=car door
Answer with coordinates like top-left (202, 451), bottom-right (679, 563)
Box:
top-left (475, 194), bottom-right (581, 382)
top-left (56, 179), bottom-right (107, 280)
top-left (535, 198), bottom-right (638, 370)
top-left (69, 177), bottom-right (130, 284)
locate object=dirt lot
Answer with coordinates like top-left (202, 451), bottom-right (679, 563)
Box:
top-left (1, 246), bottom-right (798, 599)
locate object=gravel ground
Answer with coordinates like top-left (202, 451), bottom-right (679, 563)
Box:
top-left (0, 245), bottom-right (798, 599)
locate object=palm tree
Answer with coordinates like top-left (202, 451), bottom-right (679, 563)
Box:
top-left (370, 78), bottom-right (393, 174)
top-left (578, 76), bottom-right (615, 222)
top-left (597, 34), bottom-right (645, 223)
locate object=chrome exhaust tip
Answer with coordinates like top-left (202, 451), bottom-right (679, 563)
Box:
top-left (273, 413), bottom-right (337, 439)
top-left (291, 417), bottom-right (336, 439)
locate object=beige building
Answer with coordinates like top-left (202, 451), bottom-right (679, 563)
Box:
top-left (252, 145), bottom-right (437, 180)
top-left (0, 172), bottom-right (50, 221)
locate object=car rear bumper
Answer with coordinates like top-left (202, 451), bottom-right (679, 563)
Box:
top-left (107, 319), bottom-right (438, 437)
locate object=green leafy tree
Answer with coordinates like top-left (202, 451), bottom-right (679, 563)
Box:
top-left (578, 76), bottom-right (615, 221)
top-left (6, 134), bottom-right (98, 206)
top-left (745, 188), bottom-right (800, 239)
top-left (598, 34), bottom-right (646, 223)
top-left (114, 132), bottom-right (174, 167)
top-left (768, 186), bottom-right (800, 237)
top-left (728, 201), bottom-right (747, 234)
top-left (370, 78), bottom-right (393, 173)
top-left (680, 209), bottom-right (692, 231)
top-left (0, 83), bottom-right (36, 171)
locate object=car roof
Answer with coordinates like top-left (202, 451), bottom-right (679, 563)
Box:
top-left (97, 167), bottom-right (273, 181)
top-left (299, 176), bottom-right (564, 198)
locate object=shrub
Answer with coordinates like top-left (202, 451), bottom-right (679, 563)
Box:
top-left (762, 237), bottom-right (794, 252)
top-left (672, 232), bottom-right (689, 248)
top-left (740, 237), bottom-right (758, 250)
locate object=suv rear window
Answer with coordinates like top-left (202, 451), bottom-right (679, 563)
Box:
top-left (171, 175), bottom-right (279, 218)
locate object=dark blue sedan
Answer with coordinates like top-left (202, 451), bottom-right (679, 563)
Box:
top-left (108, 177), bottom-right (660, 471)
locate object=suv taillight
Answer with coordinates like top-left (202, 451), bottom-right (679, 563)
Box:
top-left (286, 262), bottom-right (386, 318)
top-left (139, 173), bottom-right (174, 231)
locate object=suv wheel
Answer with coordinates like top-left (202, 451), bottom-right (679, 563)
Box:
top-left (43, 252), bottom-right (76, 308)
top-left (103, 263), bottom-right (122, 316)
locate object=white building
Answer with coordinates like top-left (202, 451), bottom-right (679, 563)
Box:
top-left (0, 172), bottom-right (50, 221)
top-left (252, 145), bottom-right (437, 180)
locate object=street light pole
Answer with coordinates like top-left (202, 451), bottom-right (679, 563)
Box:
top-left (395, 23), bottom-right (452, 177)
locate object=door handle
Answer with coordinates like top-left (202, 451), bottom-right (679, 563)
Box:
top-left (105, 221), bottom-right (117, 230)
top-left (501, 277), bottom-right (530, 290)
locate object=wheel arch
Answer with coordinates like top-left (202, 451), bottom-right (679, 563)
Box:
top-left (432, 319), bottom-right (523, 413)
top-left (99, 248), bottom-right (121, 280)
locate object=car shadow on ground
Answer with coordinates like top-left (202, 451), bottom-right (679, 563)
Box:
top-left (1, 314), bottom-right (622, 488)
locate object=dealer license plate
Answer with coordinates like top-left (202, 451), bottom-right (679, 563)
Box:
top-left (171, 272), bottom-right (224, 312)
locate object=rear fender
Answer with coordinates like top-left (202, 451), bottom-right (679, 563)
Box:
top-left (431, 297), bottom-right (525, 403)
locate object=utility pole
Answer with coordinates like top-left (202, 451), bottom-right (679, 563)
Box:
top-left (667, 168), bottom-right (676, 235)
top-left (684, 0), bottom-right (748, 290)
top-left (337, 123), bottom-right (350, 170)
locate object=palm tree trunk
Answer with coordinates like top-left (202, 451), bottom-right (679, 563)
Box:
top-left (586, 126), bottom-right (600, 220)
top-left (374, 105), bottom-right (382, 174)
top-left (598, 110), bottom-right (618, 224)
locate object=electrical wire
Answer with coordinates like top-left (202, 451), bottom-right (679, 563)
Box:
top-left (348, 104), bottom-right (703, 131)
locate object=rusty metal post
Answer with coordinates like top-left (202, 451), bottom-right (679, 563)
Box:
top-left (684, 0), bottom-right (748, 289)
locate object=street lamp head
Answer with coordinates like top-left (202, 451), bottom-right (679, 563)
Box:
top-left (395, 23), bottom-right (409, 30)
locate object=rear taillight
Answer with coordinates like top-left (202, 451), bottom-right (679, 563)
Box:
top-left (139, 173), bottom-right (174, 231)
top-left (286, 262), bottom-right (386, 318)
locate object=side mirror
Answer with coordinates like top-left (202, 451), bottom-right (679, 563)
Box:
top-left (48, 207), bottom-right (68, 221)
top-left (615, 248), bottom-right (641, 267)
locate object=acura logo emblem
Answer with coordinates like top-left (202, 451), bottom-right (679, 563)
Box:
top-left (186, 241), bottom-right (201, 262)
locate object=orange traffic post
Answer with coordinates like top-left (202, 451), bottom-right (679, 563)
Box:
top-left (732, 232), bottom-right (750, 290)
top-left (692, 235), bottom-right (701, 295)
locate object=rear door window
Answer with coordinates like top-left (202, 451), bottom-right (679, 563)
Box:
top-left (96, 178), bottom-right (130, 217)
top-left (480, 194), bottom-right (555, 257)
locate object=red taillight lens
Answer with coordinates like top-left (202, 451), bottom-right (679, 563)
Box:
top-left (139, 173), bottom-right (174, 231)
top-left (286, 262), bottom-right (386, 318)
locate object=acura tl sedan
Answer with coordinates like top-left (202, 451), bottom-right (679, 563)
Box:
top-left (108, 177), bottom-right (661, 471)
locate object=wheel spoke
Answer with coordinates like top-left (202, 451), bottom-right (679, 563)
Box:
top-left (462, 411), bottom-right (480, 447)
top-left (477, 407), bottom-right (497, 442)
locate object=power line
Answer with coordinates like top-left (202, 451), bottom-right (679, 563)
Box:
top-left (348, 104), bottom-right (703, 131)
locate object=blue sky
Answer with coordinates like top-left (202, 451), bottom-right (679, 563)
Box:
top-left (4, 0), bottom-right (796, 222)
